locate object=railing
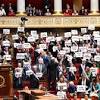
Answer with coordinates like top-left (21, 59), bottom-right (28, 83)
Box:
top-left (0, 16), bottom-right (100, 28)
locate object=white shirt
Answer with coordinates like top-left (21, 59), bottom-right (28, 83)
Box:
top-left (1, 9), bottom-right (6, 16)
top-left (0, 10), bottom-right (3, 16)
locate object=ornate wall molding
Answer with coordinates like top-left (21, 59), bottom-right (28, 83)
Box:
top-left (0, 16), bottom-right (100, 28)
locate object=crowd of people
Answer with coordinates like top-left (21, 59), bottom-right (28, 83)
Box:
top-left (0, 3), bottom-right (15, 16)
top-left (0, 3), bottom-right (89, 16)
top-left (26, 4), bottom-right (89, 16)
top-left (0, 26), bottom-right (100, 99)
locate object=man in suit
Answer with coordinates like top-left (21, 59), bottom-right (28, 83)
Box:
top-left (35, 56), bottom-right (47, 79)
top-left (78, 74), bottom-right (90, 90)
top-left (47, 57), bottom-right (59, 90)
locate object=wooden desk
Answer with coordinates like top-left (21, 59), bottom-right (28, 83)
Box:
top-left (36, 94), bottom-right (59, 100)
top-left (18, 89), bottom-right (59, 100)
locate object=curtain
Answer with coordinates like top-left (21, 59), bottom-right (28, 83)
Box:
top-left (82, 0), bottom-right (90, 10)
top-left (26, 0), bottom-right (44, 9)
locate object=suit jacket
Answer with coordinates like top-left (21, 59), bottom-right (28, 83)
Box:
top-left (36, 64), bottom-right (47, 75)
top-left (78, 78), bottom-right (90, 90)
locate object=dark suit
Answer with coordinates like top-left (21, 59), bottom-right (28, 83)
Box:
top-left (78, 78), bottom-right (90, 90)
top-left (47, 60), bottom-right (58, 90)
top-left (36, 64), bottom-right (47, 76)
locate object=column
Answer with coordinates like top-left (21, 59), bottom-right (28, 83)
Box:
top-left (90, 0), bottom-right (99, 14)
top-left (16, 0), bottom-right (26, 16)
top-left (54, 0), bottom-right (62, 15)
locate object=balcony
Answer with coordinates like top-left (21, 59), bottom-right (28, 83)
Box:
top-left (0, 16), bottom-right (100, 28)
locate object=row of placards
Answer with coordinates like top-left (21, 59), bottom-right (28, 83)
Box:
top-left (3, 52), bottom-right (98, 61)
top-left (2, 24), bottom-right (96, 34)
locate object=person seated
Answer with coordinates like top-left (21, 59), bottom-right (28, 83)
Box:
top-left (79, 6), bottom-right (85, 15)
top-left (26, 4), bottom-right (33, 16)
top-left (33, 6), bottom-right (36, 16)
top-left (64, 9), bottom-right (71, 16)
top-left (67, 81), bottom-right (76, 96)
top-left (38, 9), bottom-right (43, 16)
top-left (8, 7), bottom-right (15, 16)
top-left (57, 75), bottom-right (67, 91)
top-left (44, 9), bottom-right (51, 16)
top-left (0, 6), bottom-right (6, 16)
top-left (78, 74), bottom-right (90, 90)
top-left (13, 62), bottom-right (23, 89)
top-left (57, 75), bottom-right (67, 99)
top-left (64, 4), bottom-right (72, 16)
top-left (84, 9), bottom-right (88, 15)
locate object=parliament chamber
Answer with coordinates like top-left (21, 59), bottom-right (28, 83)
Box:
top-left (0, 0), bottom-right (100, 100)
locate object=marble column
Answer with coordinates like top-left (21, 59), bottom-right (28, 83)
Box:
top-left (54, 0), bottom-right (62, 15)
top-left (16, 0), bottom-right (26, 16)
top-left (90, 0), bottom-right (99, 14)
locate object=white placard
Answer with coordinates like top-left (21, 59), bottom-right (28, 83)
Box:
top-left (16, 43), bottom-right (22, 49)
top-left (36, 72), bottom-right (43, 78)
top-left (28, 36), bottom-right (35, 42)
top-left (63, 47), bottom-right (70, 53)
top-left (72, 36), bottom-right (79, 42)
top-left (31, 31), bottom-right (39, 40)
top-left (71, 30), bottom-right (78, 35)
top-left (31, 34), bottom-right (39, 40)
top-left (59, 50), bottom-right (66, 55)
top-left (64, 32), bottom-right (71, 37)
top-left (79, 47), bottom-right (87, 53)
top-left (17, 27), bottom-right (24, 32)
top-left (53, 46), bottom-right (58, 52)
top-left (65, 40), bottom-right (72, 46)
top-left (69, 67), bottom-right (76, 72)
top-left (83, 53), bottom-right (91, 60)
top-left (87, 48), bottom-right (96, 53)
top-left (57, 83), bottom-right (67, 90)
top-left (71, 46), bottom-right (78, 52)
top-left (66, 55), bottom-right (73, 62)
top-left (90, 67), bottom-right (98, 77)
top-left (23, 43), bottom-right (31, 48)
top-left (16, 53), bottom-right (27, 59)
top-left (83, 35), bottom-right (91, 40)
top-left (57, 91), bottom-right (66, 99)
top-left (94, 55), bottom-right (100, 61)
top-left (97, 40), bottom-right (100, 46)
top-left (15, 72), bottom-right (22, 78)
top-left (46, 36), bottom-right (55, 43)
top-left (12, 34), bottom-right (19, 40)
top-left (26, 70), bottom-right (33, 76)
top-left (77, 85), bottom-right (86, 92)
top-left (3, 55), bottom-right (11, 60)
top-left (56, 37), bottom-right (62, 42)
top-left (94, 37), bottom-right (100, 41)
top-left (40, 32), bottom-right (47, 38)
top-left (93, 31), bottom-right (100, 37)
top-left (88, 24), bottom-right (95, 30)
top-left (2, 40), bottom-right (10, 47)
top-left (75, 52), bottom-right (83, 58)
top-left (39, 44), bottom-right (47, 49)
top-left (81, 28), bottom-right (87, 34)
top-left (3, 29), bottom-right (10, 34)
top-left (31, 30), bottom-right (37, 36)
